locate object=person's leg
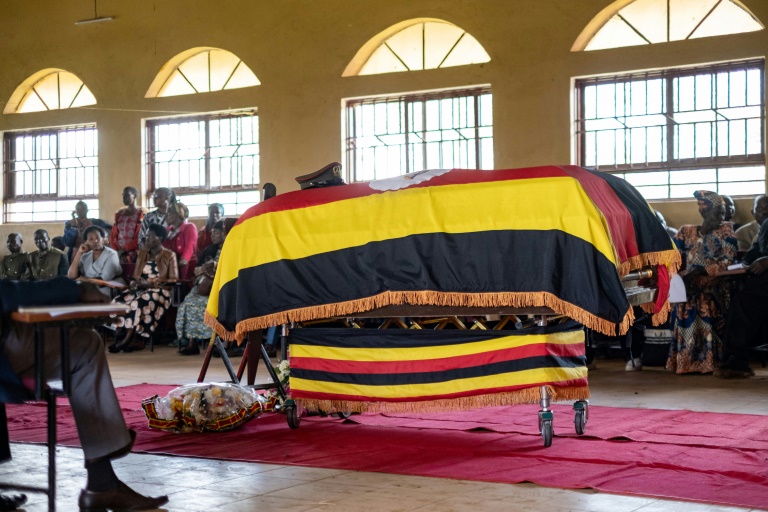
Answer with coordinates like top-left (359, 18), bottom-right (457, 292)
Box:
top-left (3, 324), bottom-right (132, 460)
top-left (720, 273), bottom-right (768, 371)
top-left (2, 324), bottom-right (168, 509)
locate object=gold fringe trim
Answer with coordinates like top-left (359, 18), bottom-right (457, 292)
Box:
top-left (640, 300), bottom-right (671, 326)
top-left (297, 386), bottom-right (591, 414)
top-left (206, 290), bottom-right (636, 342)
top-left (617, 250), bottom-right (681, 277)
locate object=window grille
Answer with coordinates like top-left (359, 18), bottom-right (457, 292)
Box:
top-left (146, 110), bottom-right (259, 215)
top-left (345, 87), bottom-right (493, 182)
top-left (3, 125), bottom-right (99, 222)
top-left (576, 59), bottom-right (765, 199)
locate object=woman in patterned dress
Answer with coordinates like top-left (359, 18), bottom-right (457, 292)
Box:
top-left (667, 190), bottom-right (737, 374)
top-left (109, 223), bottom-right (178, 352)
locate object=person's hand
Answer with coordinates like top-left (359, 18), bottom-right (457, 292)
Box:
top-left (179, 258), bottom-right (188, 267)
top-left (78, 243), bottom-right (90, 254)
top-left (71, 211), bottom-right (77, 220)
top-left (748, 257), bottom-right (768, 275)
top-left (78, 282), bottom-right (110, 304)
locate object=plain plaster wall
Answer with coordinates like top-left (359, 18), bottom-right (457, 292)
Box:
top-left (0, 0), bottom-right (766, 255)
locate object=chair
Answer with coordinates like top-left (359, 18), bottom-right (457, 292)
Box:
top-left (0, 355), bottom-right (61, 511)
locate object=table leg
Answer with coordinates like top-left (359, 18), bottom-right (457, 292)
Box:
top-left (59, 326), bottom-right (71, 396)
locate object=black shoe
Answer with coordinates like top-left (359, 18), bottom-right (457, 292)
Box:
top-left (79, 481), bottom-right (168, 511)
top-left (107, 342), bottom-right (123, 353)
top-left (180, 344), bottom-right (200, 356)
top-left (0, 493), bottom-right (26, 511)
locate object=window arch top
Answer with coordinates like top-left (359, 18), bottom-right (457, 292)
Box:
top-left (4, 69), bottom-right (96, 114)
top-left (146, 47), bottom-right (260, 98)
top-left (573, 0), bottom-right (763, 52)
top-left (343, 19), bottom-right (490, 77)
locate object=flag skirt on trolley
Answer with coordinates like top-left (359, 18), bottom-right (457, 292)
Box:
top-left (289, 323), bottom-right (588, 414)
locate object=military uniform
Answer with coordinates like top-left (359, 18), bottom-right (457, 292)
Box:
top-left (27, 247), bottom-right (69, 280)
top-left (0, 253), bottom-right (27, 280)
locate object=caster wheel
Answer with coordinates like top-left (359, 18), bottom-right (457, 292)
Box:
top-left (541, 420), bottom-right (553, 447)
top-left (335, 411), bottom-right (351, 420)
top-left (286, 406), bottom-right (301, 429)
top-left (574, 409), bottom-right (586, 435)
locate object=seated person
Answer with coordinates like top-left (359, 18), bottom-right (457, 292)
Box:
top-left (177, 221), bottom-right (226, 355)
top-left (717, 195), bottom-right (768, 378)
top-left (110, 186), bottom-right (145, 264)
top-left (63, 200), bottom-right (111, 260)
top-left (110, 224), bottom-right (178, 353)
top-left (50, 236), bottom-right (66, 253)
top-left (68, 225), bottom-right (124, 295)
top-left (735, 195), bottom-right (767, 251)
top-left (195, 203), bottom-right (224, 258)
top-left (0, 234), bottom-right (28, 280)
top-left (667, 190), bottom-right (736, 374)
top-left (0, 277), bottom-right (167, 511)
top-left (163, 202), bottom-right (197, 281)
top-left (27, 229), bottom-right (69, 280)
top-left (722, 195), bottom-right (738, 229)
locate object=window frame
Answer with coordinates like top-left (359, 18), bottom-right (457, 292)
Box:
top-left (345, 86), bottom-right (493, 182)
top-left (575, 59), bottom-right (765, 199)
top-left (144, 109), bottom-right (260, 200)
top-left (3, 124), bottom-right (99, 223)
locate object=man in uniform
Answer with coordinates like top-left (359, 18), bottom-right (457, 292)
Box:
top-left (27, 229), bottom-right (68, 280)
top-left (0, 234), bottom-right (27, 280)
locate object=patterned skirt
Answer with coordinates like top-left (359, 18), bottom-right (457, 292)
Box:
top-left (175, 287), bottom-right (213, 341)
top-left (113, 287), bottom-right (172, 338)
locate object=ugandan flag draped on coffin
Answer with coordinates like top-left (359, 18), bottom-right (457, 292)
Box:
top-left (205, 166), bottom-right (680, 342)
top-left (290, 322), bottom-right (588, 412)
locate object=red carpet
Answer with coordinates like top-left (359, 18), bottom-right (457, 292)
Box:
top-left (7, 384), bottom-right (768, 510)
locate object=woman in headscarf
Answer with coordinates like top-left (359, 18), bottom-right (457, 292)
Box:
top-left (667, 190), bottom-right (737, 374)
top-left (162, 202), bottom-right (198, 281)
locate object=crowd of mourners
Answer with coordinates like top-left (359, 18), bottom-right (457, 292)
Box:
top-left (1, 186), bottom-right (766, 378)
top-left (0, 186), bottom-right (234, 356)
top-left (644, 191), bottom-right (768, 379)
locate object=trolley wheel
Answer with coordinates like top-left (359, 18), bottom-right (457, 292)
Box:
top-left (541, 420), bottom-right (553, 447)
top-left (574, 409), bottom-right (586, 435)
top-left (335, 411), bottom-right (351, 420)
top-left (286, 406), bottom-right (301, 429)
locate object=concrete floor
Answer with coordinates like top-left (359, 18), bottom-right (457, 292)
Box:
top-left (3, 345), bottom-right (767, 511)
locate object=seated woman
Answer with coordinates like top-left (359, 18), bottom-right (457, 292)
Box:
top-left (176, 220), bottom-right (226, 355)
top-left (67, 225), bottom-right (123, 295)
top-left (110, 223), bottom-right (178, 353)
top-left (667, 190), bottom-right (737, 374)
top-left (195, 203), bottom-right (224, 259)
top-left (163, 202), bottom-right (197, 281)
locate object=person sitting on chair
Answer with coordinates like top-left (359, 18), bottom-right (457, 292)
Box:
top-left (717, 195), bottom-right (768, 378)
top-left (0, 277), bottom-right (168, 511)
top-left (735, 195), bottom-right (767, 251)
top-left (110, 224), bottom-right (178, 353)
top-left (27, 229), bottom-right (69, 280)
top-left (177, 220), bottom-right (226, 355)
top-left (0, 234), bottom-right (28, 281)
top-left (68, 226), bottom-right (124, 296)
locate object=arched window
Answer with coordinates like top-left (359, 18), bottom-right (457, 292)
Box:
top-left (573, 0), bottom-right (763, 52)
top-left (4, 69), bottom-right (96, 114)
top-left (145, 48), bottom-right (260, 98)
top-left (343, 19), bottom-right (490, 77)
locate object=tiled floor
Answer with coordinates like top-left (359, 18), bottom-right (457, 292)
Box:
top-left (3, 345), bottom-right (767, 511)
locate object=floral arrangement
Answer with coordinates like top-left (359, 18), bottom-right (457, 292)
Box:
top-left (142, 382), bottom-right (269, 433)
